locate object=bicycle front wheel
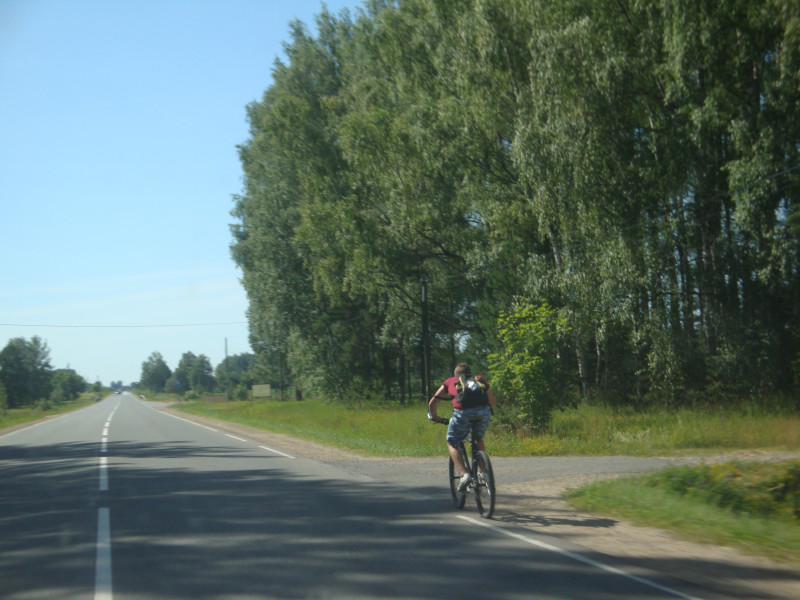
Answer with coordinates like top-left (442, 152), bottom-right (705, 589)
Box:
top-left (448, 456), bottom-right (467, 509)
top-left (473, 450), bottom-right (495, 518)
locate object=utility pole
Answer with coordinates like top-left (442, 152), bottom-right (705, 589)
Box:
top-left (421, 275), bottom-right (431, 399)
top-left (224, 337), bottom-right (229, 400)
top-left (278, 347), bottom-right (284, 401)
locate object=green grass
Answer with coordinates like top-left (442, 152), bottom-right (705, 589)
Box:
top-left (0, 392), bottom-right (99, 431)
top-left (176, 397), bottom-right (800, 458)
top-left (547, 402), bottom-right (800, 455)
top-left (566, 461), bottom-right (800, 564)
top-left (178, 398), bottom-right (448, 456)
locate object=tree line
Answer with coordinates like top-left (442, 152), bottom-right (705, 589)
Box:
top-left (0, 336), bottom-right (267, 411)
top-left (138, 350), bottom-right (264, 400)
top-left (231, 0), bottom-right (800, 427)
top-left (0, 336), bottom-right (92, 412)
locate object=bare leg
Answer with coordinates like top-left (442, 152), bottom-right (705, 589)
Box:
top-left (447, 443), bottom-right (467, 475)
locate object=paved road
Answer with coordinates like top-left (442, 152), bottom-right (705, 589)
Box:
top-left (1, 394), bottom-right (723, 599)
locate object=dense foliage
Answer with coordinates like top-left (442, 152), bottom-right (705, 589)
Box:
top-left (232, 0), bottom-right (800, 423)
top-left (0, 336), bottom-right (87, 408)
top-left (137, 351), bottom-right (257, 397)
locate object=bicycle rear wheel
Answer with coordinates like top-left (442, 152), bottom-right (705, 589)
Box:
top-left (473, 450), bottom-right (495, 518)
top-left (448, 455), bottom-right (467, 509)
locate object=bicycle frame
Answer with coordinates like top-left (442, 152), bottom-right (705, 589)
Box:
top-left (436, 416), bottom-right (496, 519)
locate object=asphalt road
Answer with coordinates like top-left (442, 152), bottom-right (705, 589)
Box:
top-left (0, 394), bottom-right (722, 599)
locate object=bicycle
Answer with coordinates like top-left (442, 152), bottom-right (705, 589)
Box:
top-left (430, 415), bottom-right (496, 519)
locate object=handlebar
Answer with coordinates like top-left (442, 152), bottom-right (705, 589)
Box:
top-left (427, 412), bottom-right (450, 425)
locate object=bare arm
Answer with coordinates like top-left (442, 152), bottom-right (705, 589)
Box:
top-left (427, 385), bottom-right (449, 422)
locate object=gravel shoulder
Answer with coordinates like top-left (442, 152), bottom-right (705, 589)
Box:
top-left (159, 404), bottom-right (800, 600)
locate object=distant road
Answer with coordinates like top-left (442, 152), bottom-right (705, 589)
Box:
top-left (0, 394), bottom-right (716, 599)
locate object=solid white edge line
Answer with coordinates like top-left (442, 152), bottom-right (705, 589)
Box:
top-left (259, 445), bottom-right (296, 459)
top-left (148, 401), bottom-right (295, 458)
top-left (456, 515), bottom-right (705, 600)
top-left (160, 411), bottom-right (218, 431)
top-left (95, 508), bottom-right (112, 600)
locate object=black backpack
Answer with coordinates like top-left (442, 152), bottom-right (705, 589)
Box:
top-left (455, 375), bottom-right (488, 408)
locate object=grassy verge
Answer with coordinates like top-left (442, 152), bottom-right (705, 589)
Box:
top-left (0, 392), bottom-right (99, 431)
top-left (178, 398), bottom-right (449, 456)
top-left (175, 397), bottom-right (800, 458)
top-left (566, 461), bottom-right (800, 564)
top-left (548, 402), bottom-right (800, 455)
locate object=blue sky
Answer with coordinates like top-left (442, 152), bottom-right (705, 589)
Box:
top-left (1, 0), bottom-right (361, 386)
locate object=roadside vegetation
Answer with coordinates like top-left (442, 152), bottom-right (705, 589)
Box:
top-left (172, 396), bottom-right (799, 458)
top-left (566, 461), bottom-right (800, 564)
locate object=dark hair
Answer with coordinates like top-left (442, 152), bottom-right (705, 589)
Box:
top-left (453, 363), bottom-right (471, 378)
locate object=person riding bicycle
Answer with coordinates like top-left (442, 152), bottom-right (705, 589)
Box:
top-left (428, 363), bottom-right (497, 493)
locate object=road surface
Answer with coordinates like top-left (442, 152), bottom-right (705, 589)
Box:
top-left (0, 394), bottom-right (747, 599)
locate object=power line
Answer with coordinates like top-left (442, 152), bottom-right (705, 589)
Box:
top-left (0, 322), bottom-right (247, 329)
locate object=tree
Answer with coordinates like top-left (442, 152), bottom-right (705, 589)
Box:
top-left (139, 352), bottom-right (171, 394)
top-left (169, 352), bottom-right (197, 394)
top-left (50, 369), bottom-right (87, 404)
top-left (167, 352), bottom-right (217, 395)
top-left (0, 336), bottom-right (53, 407)
top-left (188, 355), bottom-right (215, 393)
top-left (216, 353), bottom-right (256, 391)
top-left (231, 0), bottom-right (800, 411)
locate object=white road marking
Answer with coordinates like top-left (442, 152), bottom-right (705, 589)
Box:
top-left (95, 508), bottom-right (112, 600)
top-left (259, 445), bottom-right (295, 459)
top-left (160, 411), bottom-right (218, 431)
top-left (101, 438), bottom-right (107, 454)
top-left (148, 401), bottom-right (296, 458)
top-left (99, 456), bottom-right (108, 491)
top-left (456, 515), bottom-right (705, 600)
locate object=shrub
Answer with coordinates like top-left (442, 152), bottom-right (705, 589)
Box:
top-left (488, 302), bottom-right (570, 431)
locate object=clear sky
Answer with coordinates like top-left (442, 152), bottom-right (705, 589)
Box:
top-left (1, 0), bottom-right (361, 386)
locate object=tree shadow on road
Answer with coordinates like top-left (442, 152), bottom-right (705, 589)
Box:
top-left (2, 439), bottom-right (800, 599)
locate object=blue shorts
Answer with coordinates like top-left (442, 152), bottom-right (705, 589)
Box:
top-left (446, 406), bottom-right (492, 447)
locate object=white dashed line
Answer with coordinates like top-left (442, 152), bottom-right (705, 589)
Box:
top-left (95, 404), bottom-right (117, 599)
top-left (94, 508), bottom-right (112, 600)
top-left (98, 456), bottom-right (109, 491)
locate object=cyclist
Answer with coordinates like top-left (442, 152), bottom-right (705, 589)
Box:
top-left (428, 363), bottom-right (497, 492)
